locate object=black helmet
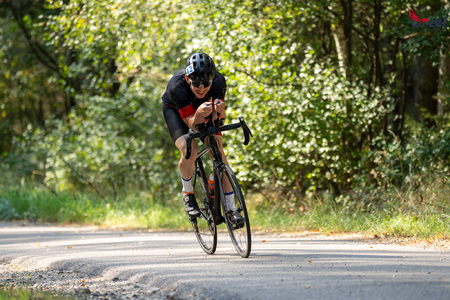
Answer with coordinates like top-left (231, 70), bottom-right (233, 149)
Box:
top-left (185, 52), bottom-right (216, 88)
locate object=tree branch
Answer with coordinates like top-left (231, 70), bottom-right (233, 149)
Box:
top-left (352, 25), bottom-right (374, 41)
top-left (8, 0), bottom-right (60, 72)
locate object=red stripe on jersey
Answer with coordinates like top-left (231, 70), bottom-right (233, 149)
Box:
top-left (179, 104), bottom-right (195, 119)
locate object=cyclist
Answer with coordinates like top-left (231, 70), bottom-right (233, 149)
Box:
top-left (162, 52), bottom-right (244, 224)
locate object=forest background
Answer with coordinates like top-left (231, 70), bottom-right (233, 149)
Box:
top-left (1, 0), bottom-right (450, 237)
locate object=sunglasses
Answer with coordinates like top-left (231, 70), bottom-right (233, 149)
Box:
top-left (190, 79), bottom-right (212, 88)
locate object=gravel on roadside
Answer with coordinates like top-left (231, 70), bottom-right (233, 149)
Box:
top-left (0, 261), bottom-right (204, 300)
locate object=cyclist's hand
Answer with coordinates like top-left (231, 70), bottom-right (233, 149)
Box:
top-left (196, 102), bottom-right (213, 118)
top-left (214, 99), bottom-right (225, 114)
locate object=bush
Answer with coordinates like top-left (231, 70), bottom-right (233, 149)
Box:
top-left (4, 80), bottom-right (179, 202)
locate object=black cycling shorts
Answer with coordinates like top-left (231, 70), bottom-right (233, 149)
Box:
top-left (163, 104), bottom-right (189, 143)
top-left (163, 104), bottom-right (222, 144)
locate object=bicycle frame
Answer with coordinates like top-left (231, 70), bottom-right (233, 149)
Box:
top-left (187, 117), bottom-right (253, 257)
top-left (186, 116), bottom-right (252, 224)
top-left (194, 135), bottom-right (226, 224)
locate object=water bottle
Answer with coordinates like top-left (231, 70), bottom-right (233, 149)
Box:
top-left (209, 174), bottom-right (214, 198)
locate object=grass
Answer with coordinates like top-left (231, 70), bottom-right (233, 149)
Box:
top-left (249, 206), bottom-right (450, 238)
top-left (0, 183), bottom-right (449, 239)
top-left (0, 186), bottom-right (187, 229)
top-left (0, 285), bottom-right (75, 300)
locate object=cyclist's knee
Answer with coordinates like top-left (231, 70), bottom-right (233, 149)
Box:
top-left (175, 136), bottom-right (198, 162)
top-left (185, 145), bottom-right (198, 163)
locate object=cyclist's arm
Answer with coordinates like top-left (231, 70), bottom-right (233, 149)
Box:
top-left (182, 102), bottom-right (213, 130)
top-left (209, 73), bottom-right (226, 121)
top-left (183, 113), bottom-right (204, 130)
top-left (214, 99), bottom-right (226, 120)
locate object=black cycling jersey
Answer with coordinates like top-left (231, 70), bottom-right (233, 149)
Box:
top-left (162, 68), bottom-right (227, 119)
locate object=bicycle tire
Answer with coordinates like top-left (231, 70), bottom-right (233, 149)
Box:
top-left (191, 172), bottom-right (217, 254)
top-left (218, 164), bottom-right (252, 258)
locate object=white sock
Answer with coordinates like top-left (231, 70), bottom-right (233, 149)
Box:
top-left (225, 192), bottom-right (236, 211)
top-left (181, 175), bottom-right (193, 194)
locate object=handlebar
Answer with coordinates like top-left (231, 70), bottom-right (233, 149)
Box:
top-left (184, 117), bottom-right (253, 160)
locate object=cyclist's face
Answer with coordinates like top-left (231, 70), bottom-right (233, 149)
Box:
top-left (186, 76), bottom-right (211, 99)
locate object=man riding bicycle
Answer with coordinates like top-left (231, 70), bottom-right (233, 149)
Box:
top-left (162, 52), bottom-right (244, 224)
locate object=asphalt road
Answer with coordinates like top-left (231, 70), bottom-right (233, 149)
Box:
top-left (0, 221), bottom-right (449, 300)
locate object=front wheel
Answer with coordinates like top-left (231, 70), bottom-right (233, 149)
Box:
top-left (218, 165), bottom-right (252, 258)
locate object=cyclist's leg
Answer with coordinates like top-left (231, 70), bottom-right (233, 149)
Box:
top-left (163, 104), bottom-right (199, 180)
top-left (163, 105), bottom-right (199, 216)
top-left (214, 136), bottom-right (245, 225)
top-left (175, 135), bottom-right (198, 179)
top-left (175, 136), bottom-right (201, 217)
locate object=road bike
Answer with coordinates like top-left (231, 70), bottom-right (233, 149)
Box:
top-left (184, 116), bottom-right (252, 258)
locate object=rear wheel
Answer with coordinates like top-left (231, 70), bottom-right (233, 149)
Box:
top-left (218, 165), bottom-right (251, 258)
top-left (191, 171), bottom-right (217, 254)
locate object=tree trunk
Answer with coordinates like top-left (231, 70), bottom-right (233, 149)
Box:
top-left (332, 22), bottom-right (347, 79)
top-left (331, 0), bottom-right (353, 82)
top-left (418, 58), bottom-right (439, 116)
top-left (438, 0), bottom-right (450, 117)
top-left (438, 47), bottom-right (450, 116)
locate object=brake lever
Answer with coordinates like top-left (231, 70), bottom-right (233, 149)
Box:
top-left (184, 129), bottom-right (194, 159)
top-left (239, 117), bottom-right (253, 146)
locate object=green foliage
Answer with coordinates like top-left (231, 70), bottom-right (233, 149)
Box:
top-left (248, 168), bottom-right (450, 238)
top-left (396, 5), bottom-right (450, 63)
top-left (43, 0), bottom-right (191, 94)
top-left (251, 207), bottom-right (450, 239)
top-left (2, 0), bottom-right (192, 199)
top-left (1, 0), bottom-right (450, 214)
top-left (0, 2), bottom-right (63, 154)
top-left (0, 184), bottom-right (189, 229)
top-left (191, 0), bottom-right (394, 196)
top-left (367, 126), bottom-right (450, 192)
top-left (2, 182), bottom-right (449, 238)
top-left (7, 80), bottom-right (178, 200)
top-left (0, 284), bottom-right (75, 300)
top-left (224, 53), bottom-right (390, 197)
top-left (189, 0), bottom-right (450, 202)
